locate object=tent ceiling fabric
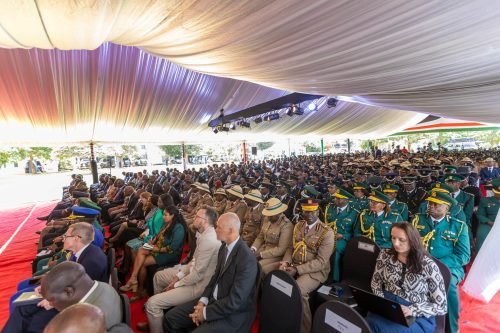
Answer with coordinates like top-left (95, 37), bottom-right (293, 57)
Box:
top-left (0, 0), bottom-right (499, 144)
top-left (0, 44), bottom-right (425, 144)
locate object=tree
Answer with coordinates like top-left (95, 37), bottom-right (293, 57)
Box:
top-left (304, 142), bottom-right (321, 153)
top-left (0, 151), bottom-right (9, 167)
top-left (159, 144), bottom-right (202, 158)
top-left (256, 142), bottom-right (274, 151)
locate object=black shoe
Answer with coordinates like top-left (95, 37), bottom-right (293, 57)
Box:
top-left (37, 216), bottom-right (49, 221)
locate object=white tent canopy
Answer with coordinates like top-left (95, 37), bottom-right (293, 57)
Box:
top-left (1, 0), bottom-right (499, 144)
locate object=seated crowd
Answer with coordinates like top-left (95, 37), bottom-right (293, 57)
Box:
top-left (2, 148), bottom-right (499, 333)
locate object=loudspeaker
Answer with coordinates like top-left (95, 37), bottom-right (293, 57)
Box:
top-left (251, 147), bottom-right (257, 155)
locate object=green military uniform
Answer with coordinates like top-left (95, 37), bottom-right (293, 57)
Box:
top-left (475, 179), bottom-right (500, 252)
top-left (445, 175), bottom-right (475, 244)
top-left (351, 196), bottom-right (369, 212)
top-left (389, 199), bottom-right (409, 221)
top-left (358, 209), bottom-right (403, 249)
top-left (383, 184), bottom-right (409, 221)
top-left (324, 202), bottom-right (359, 281)
top-left (412, 192), bottom-right (471, 333)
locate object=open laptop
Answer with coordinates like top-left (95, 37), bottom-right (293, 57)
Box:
top-left (350, 285), bottom-right (415, 327)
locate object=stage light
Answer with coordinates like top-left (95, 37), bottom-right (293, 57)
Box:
top-left (286, 108), bottom-right (294, 117)
top-left (229, 123), bottom-right (236, 130)
top-left (264, 113), bottom-right (280, 121)
top-left (292, 104), bottom-right (304, 115)
top-left (307, 103), bottom-right (317, 111)
top-left (220, 126), bottom-right (230, 132)
top-left (327, 98), bottom-right (338, 108)
top-left (212, 127), bottom-right (218, 134)
top-left (240, 121), bottom-right (251, 128)
top-left (254, 117), bottom-right (263, 124)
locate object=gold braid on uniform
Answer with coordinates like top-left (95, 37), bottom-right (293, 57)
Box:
top-left (292, 221), bottom-right (331, 264)
top-left (422, 230), bottom-right (435, 250)
top-left (359, 212), bottom-right (375, 242)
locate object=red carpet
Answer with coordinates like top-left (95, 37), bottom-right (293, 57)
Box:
top-left (0, 201), bottom-right (56, 328)
top-left (0, 201), bottom-right (499, 333)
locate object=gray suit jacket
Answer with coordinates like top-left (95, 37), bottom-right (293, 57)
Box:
top-left (201, 239), bottom-right (258, 330)
top-left (86, 282), bottom-right (122, 330)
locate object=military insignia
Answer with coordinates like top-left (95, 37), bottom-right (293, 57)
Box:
top-left (435, 183), bottom-right (441, 188)
top-left (431, 192), bottom-right (437, 197)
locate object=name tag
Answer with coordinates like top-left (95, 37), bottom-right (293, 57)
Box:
top-left (358, 242), bottom-right (375, 253)
top-left (325, 308), bottom-right (361, 333)
top-left (270, 275), bottom-right (293, 297)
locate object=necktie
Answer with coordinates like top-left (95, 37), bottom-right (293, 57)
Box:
top-left (305, 225), bottom-right (310, 234)
top-left (452, 193), bottom-right (456, 198)
top-left (338, 208), bottom-right (342, 215)
top-left (70, 254), bottom-right (77, 262)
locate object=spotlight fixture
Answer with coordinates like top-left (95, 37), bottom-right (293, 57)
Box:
top-left (254, 117), bottom-right (263, 124)
top-left (287, 104), bottom-right (304, 116)
top-left (229, 123), bottom-right (236, 130)
top-left (307, 103), bottom-right (317, 111)
top-left (264, 113), bottom-right (280, 121)
top-left (212, 127), bottom-right (218, 134)
top-left (327, 97), bottom-right (338, 108)
top-left (239, 121), bottom-right (251, 128)
top-left (219, 126), bottom-right (230, 132)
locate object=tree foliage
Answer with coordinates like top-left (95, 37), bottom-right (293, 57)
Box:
top-left (256, 142), bottom-right (274, 151)
top-left (159, 144), bottom-right (202, 157)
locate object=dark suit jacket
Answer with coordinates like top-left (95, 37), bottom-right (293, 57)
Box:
top-left (169, 188), bottom-right (181, 206)
top-left (78, 244), bottom-right (108, 282)
top-left (202, 239), bottom-right (258, 330)
top-left (479, 167), bottom-right (500, 183)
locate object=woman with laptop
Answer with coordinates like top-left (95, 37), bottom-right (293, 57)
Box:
top-left (367, 222), bottom-right (447, 333)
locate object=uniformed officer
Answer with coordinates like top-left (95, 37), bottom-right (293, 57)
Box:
top-left (212, 188), bottom-right (228, 216)
top-left (324, 188), bottom-right (359, 282)
top-left (224, 185), bottom-right (248, 224)
top-left (184, 183), bottom-right (214, 226)
top-left (398, 176), bottom-right (426, 220)
top-left (475, 178), bottom-right (500, 252)
top-left (275, 180), bottom-right (295, 221)
top-left (418, 182), bottom-right (467, 223)
top-left (351, 182), bottom-right (369, 212)
top-left (251, 198), bottom-right (293, 274)
top-left (383, 184), bottom-right (409, 221)
top-left (241, 189), bottom-right (265, 246)
top-left (412, 191), bottom-right (470, 333)
top-left (181, 182), bottom-right (200, 214)
top-left (279, 199), bottom-right (335, 333)
top-left (358, 190), bottom-right (404, 248)
top-left (445, 174), bottom-right (474, 243)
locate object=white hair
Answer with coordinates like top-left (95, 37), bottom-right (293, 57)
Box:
top-left (220, 212), bottom-right (241, 232)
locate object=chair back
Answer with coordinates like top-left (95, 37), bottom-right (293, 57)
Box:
top-left (107, 247), bottom-right (116, 274)
top-left (312, 300), bottom-right (372, 333)
top-left (119, 293), bottom-right (131, 325)
top-left (341, 236), bottom-right (380, 290)
top-left (431, 256), bottom-right (451, 333)
top-left (110, 267), bottom-right (119, 291)
top-left (259, 269), bottom-right (303, 333)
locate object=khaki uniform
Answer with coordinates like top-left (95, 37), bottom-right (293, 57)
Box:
top-left (184, 193), bottom-right (214, 226)
top-left (213, 198), bottom-right (228, 216)
top-left (251, 214), bottom-right (293, 274)
top-left (225, 199), bottom-right (248, 224)
top-left (241, 204), bottom-right (265, 246)
top-left (183, 192), bottom-right (200, 214)
top-left (282, 219), bottom-right (335, 333)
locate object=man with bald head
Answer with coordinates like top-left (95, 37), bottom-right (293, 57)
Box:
top-left (3, 262), bottom-right (121, 333)
top-left (164, 213), bottom-right (259, 333)
top-left (43, 304), bottom-right (105, 333)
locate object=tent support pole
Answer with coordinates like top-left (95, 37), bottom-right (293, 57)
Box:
top-left (89, 142), bottom-right (98, 184)
top-left (347, 138), bottom-right (351, 154)
top-left (182, 143), bottom-right (186, 171)
top-left (242, 141), bottom-right (247, 163)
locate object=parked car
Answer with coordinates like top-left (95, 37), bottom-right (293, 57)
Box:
top-left (100, 157), bottom-right (116, 168)
top-left (134, 158), bottom-right (148, 166)
top-left (122, 157), bottom-right (131, 167)
top-left (79, 158), bottom-right (90, 169)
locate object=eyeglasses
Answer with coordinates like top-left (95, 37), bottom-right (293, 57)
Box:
top-left (194, 215), bottom-right (207, 221)
top-left (62, 234), bottom-right (81, 240)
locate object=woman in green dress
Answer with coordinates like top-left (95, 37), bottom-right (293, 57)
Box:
top-left (120, 205), bottom-right (187, 301)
